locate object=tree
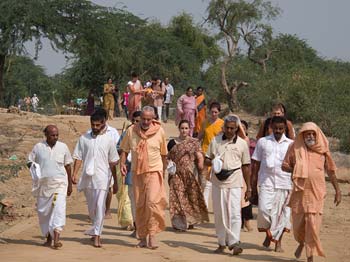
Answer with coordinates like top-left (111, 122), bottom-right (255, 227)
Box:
top-left (205, 0), bottom-right (280, 111)
top-left (0, 0), bottom-right (98, 106)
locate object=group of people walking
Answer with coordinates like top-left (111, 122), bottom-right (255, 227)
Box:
top-left (29, 86), bottom-right (342, 262)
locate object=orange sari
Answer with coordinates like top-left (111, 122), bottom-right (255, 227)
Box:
top-left (128, 80), bottom-right (142, 119)
top-left (194, 94), bottom-right (206, 134)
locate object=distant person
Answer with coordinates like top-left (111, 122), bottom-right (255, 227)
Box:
top-left (31, 94), bottom-right (39, 112)
top-left (163, 77), bottom-right (174, 122)
top-left (256, 103), bottom-right (295, 140)
top-left (113, 84), bottom-right (121, 117)
top-left (28, 125), bottom-right (73, 249)
top-left (103, 77), bottom-right (115, 120)
top-left (282, 122), bottom-right (341, 262)
top-left (24, 96), bottom-right (31, 112)
top-left (152, 76), bottom-right (165, 122)
top-left (72, 109), bottom-right (119, 248)
top-left (193, 86), bottom-right (206, 137)
top-left (176, 87), bottom-right (196, 136)
top-left (127, 72), bottom-right (144, 119)
top-left (122, 87), bottom-right (130, 118)
top-left (85, 90), bottom-right (95, 116)
top-left (251, 116), bottom-right (293, 252)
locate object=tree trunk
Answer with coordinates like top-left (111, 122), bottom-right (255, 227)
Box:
top-left (220, 58), bottom-right (240, 112)
top-left (0, 54), bottom-right (5, 107)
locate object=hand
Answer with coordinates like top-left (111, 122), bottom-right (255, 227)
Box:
top-left (334, 190), bottom-right (342, 206)
top-left (72, 174), bottom-right (78, 184)
top-left (250, 191), bottom-right (259, 206)
top-left (67, 183), bottom-right (73, 196)
top-left (112, 183), bottom-right (118, 194)
top-left (120, 164), bottom-right (127, 176)
top-left (245, 190), bottom-right (252, 202)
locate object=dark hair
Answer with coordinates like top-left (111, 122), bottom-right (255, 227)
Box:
top-left (178, 119), bottom-right (190, 128)
top-left (271, 116), bottom-right (287, 126)
top-left (107, 77), bottom-right (112, 82)
top-left (91, 108), bottom-right (107, 122)
top-left (209, 101), bottom-right (221, 112)
top-left (152, 76), bottom-right (160, 81)
top-left (241, 120), bottom-right (248, 130)
top-left (131, 72), bottom-right (138, 78)
top-left (132, 110), bottom-right (142, 119)
top-left (196, 86), bottom-right (204, 91)
top-left (186, 86), bottom-right (193, 92)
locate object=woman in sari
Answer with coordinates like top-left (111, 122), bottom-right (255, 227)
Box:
top-left (176, 87), bottom-right (196, 136)
top-left (197, 102), bottom-right (224, 207)
top-left (167, 120), bottom-right (209, 231)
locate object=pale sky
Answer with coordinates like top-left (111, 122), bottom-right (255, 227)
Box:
top-left (28, 0), bottom-right (350, 75)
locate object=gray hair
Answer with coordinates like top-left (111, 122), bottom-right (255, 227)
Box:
top-left (224, 114), bottom-right (241, 126)
top-left (142, 106), bottom-right (155, 115)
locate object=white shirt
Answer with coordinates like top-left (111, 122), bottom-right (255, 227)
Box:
top-left (28, 141), bottom-right (73, 197)
top-left (252, 134), bottom-right (293, 189)
top-left (164, 84), bottom-right (174, 104)
top-left (73, 131), bottom-right (119, 191)
top-left (31, 96), bottom-right (39, 105)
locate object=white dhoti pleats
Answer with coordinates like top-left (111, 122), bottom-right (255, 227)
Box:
top-left (37, 193), bottom-right (66, 237)
top-left (212, 185), bottom-right (242, 246)
top-left (257, 187), bottom-right (291, 241)
top-left (83, 189), bottom-right (108, 236)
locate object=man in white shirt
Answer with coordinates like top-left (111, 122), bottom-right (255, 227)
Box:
top-left (28, 125), bottom-right (73, 249)
top-left (163, 77), bottom-right (174, 122)
top-left (251, 116), bottom-right (293, 252)
top-left (205, 115), bottom-right (251, 255)
top-left (72, 109), bottom-right (119, 248)
top-left (31, 94), bottom-right (39, 112)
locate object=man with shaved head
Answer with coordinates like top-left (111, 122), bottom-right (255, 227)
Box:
top-left (120, 106), bottom-right (167, 249)
top-left (28, 125), bottom-right (73, 249)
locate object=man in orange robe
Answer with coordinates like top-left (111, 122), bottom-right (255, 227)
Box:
top-left (120, 106), bottom-right (167, 249)
top-left (282, 122), bottom-right (341, 262)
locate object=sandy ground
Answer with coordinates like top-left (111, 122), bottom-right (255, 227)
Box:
top-left (0, 110), bottom-right (349, 261)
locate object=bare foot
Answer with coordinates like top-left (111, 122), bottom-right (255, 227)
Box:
top-left (262, 236), bottom-right (271, 248)
top-left (136, 238), bottom-right (147, 248)
top-left (53, 241), bottom-right (63, 250)
top-left (229, 245), bottom-right (243, 256)
top-left (148, 235), bottom-right (159, 249)
top-left (93, 235), bottom-right (102, 248)
top-left (214, 245), bottom-right (226, 254)
top-left (43, 234), bottom-right (52, 247)
top-left (52, 231), bottom-right (62, 249)
top-left (104, 211), bottom-right (112, 219)
top-left (295, 243), bottom-right (304, 259)
top-left (274, 241), bottom-right (284, 252)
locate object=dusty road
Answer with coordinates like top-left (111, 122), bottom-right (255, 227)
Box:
top-left (0, 111), bottom-right (349, 261)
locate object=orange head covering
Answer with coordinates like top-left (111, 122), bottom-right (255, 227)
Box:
top-left (133, 120), bottom-right (161, 175)
top-left (293, 122), bottom-right (336, 191)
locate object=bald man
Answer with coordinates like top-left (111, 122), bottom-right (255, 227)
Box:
top-left (28, 125), bottom-right (73, 249)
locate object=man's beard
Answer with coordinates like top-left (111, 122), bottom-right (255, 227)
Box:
top-left (305, 138), bottom-right (316, 147)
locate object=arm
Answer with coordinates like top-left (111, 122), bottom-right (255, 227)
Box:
top-left (120, 151), bottom-right (128, 176)
top-left (65, 165), bottom-right (72, 196)
top-left (242, 164), bottom-right (251, 201)
top-left (287, 121), bottom-right (295, 140)
top-left (327, 170), bottom-right (341, 206)
top-left (109, 162), bottom-right (118, 194)
top-left (162, 155), bottom-right (167, 176)
top-left (251, 160), bottom-right (261, 198)
top-left (177, 96), bottom-right (184, 114)
top-left (256, 121), bottom-right (265, 140)
top-left (72, 159), bottom-right (82, 184)
top-left (196, 152), bottom-right (204, 171)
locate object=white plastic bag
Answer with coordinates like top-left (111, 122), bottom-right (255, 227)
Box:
top-left (167, 160), bottom-right (176, 175)
top-left (212, 155), bottom-right (223, 174)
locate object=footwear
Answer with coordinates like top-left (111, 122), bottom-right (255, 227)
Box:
top-left (214, 245), bottom-right (226, 254)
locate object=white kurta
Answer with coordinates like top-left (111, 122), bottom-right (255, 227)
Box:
top-left (28, 140), bottom-right (73, 237)
top-left (252, 134), bottom-right (293, 240)
top-left (73, 131), bottom-right (119, 236)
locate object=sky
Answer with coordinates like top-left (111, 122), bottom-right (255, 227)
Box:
top-left (27, 0), bottom-right (350, 75)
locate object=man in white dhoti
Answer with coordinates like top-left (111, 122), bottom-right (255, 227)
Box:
top-left (251, 116), bottom-right (293, 252)
top-left (84, 108), bottom-right (120, 219)
top-left (28, 125), bottom-right (73, 249)
top-left (205, 115), bottom-right (251, 255)
top-left (72, 109), bottom-right (119, 248)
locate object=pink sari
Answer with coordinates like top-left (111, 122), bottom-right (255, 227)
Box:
top-left (176, 94), bottom-right (196, 136)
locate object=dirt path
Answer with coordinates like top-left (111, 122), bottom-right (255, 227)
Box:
top-left (0, 111), bottom-right (349, 261)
